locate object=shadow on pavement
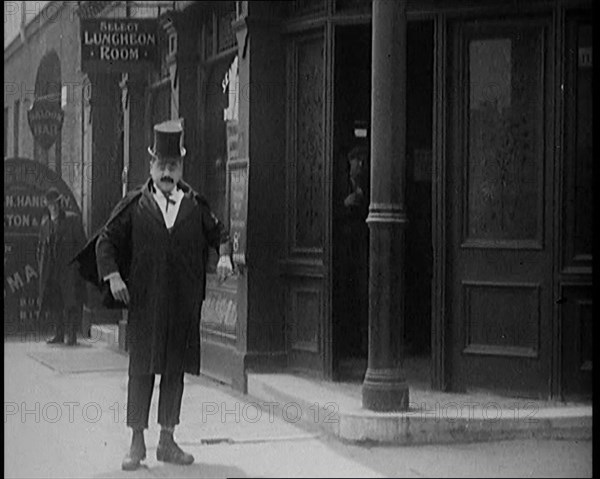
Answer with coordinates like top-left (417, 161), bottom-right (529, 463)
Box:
top-left (92, 462), bottom-right (248, 478)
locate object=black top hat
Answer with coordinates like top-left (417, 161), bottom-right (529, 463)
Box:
top-left (148, 119), bottom-right (187, 159)
top-left (45, 187), bottom-right (62, 203)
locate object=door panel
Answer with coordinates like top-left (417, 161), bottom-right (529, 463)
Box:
top-left (447, 17), bottom-right (553, 397)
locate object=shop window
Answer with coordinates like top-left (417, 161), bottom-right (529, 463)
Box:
top-left (204, 59), bottom-right (232, 227)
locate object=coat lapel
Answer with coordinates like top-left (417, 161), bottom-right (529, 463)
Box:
top-left (172, 192), bottom-right (196, 230)
top-left (139, 181), bottom-right (166, 227)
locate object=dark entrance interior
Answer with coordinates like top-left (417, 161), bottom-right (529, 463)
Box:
top-left (332, 21), bottom-right (434, 381)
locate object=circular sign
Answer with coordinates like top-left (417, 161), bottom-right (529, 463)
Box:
top-left (4, 158), bottom-right (81, 335)
top-left (27, 98), bottom-right (65, 150)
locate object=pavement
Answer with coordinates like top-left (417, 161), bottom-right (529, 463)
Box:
top-left (3, 333), bottom-right (593, 478)
top-left (90, 323), bottom-right (592, 445)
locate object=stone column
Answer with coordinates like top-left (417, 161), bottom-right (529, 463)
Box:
top-left (362, 0), bottom-right (409, 412)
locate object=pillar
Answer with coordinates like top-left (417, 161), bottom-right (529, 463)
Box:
top-left (362, 0), bottom-right (409, 412)
top-left (231, 1), bottom-right (287, 390)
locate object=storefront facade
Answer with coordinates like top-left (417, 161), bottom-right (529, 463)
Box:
top-left (233, 0), bottom-right (591, 402)
top-left (77, 0), bottom-right (591, 403)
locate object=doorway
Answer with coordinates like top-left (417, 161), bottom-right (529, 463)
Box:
top-left (332, 21), bottom-right (434, 382)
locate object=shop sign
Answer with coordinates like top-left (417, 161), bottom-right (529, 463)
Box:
top-left (27, 98), bottom-right (64, 150)
top-left (200, 276), bottom-right (238, 337)
top-left (81, 18), bottom-right (159, 72)
top-left (4, 158), bottom-right (80, 334)
top-left (227, 159), bottom-right (248, 266)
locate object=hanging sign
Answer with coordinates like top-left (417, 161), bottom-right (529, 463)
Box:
top-left (81, 18), bottom-right (159, 73)
top-left (27, 98), bottom-right (64, 150)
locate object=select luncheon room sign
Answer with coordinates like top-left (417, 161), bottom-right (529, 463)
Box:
top-left (81, 18), bottom-right (159, 72)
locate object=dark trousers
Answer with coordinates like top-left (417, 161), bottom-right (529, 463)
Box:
top-left (126, 373), bottom-right (185, 430)
top-left (43, 280), bottom-right (79, 336)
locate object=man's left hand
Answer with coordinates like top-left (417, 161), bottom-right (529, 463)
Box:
top-left (216, 255), bottom-right (234, 282)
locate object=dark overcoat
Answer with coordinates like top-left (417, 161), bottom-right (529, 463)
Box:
top-left (73, 179), bottom-right (227, 376)
top-left (37, 209), bottom-right (87, 315)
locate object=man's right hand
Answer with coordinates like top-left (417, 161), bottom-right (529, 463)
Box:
top-left (109, 274), bottom-right (130, 305)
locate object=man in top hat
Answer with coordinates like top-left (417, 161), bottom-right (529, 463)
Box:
top-left (37, 187), bottom-right (87, 346)
top-left (73, 119), bottom-right (233, 471)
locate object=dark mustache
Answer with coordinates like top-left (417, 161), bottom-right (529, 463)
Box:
top-left (160, 176), bottom-right (174, 183)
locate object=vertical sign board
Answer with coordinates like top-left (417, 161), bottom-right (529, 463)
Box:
top-left (4, 158), bottom-right (81, 334)
top-left (227, 158), bottom-right (248, 266)
top-left (81, 18), bottom-right (159, 73)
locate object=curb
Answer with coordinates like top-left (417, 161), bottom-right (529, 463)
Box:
top-left (247, 374), bottom-right (592, 445)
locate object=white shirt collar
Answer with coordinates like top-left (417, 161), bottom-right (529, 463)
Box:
top-left (152, 182), bottom-right (183, 200)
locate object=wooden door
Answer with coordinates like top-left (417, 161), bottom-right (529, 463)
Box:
top-left (283, 29), bottom-right (331, 377)
top-left (446, 16), bottom-right (554, 397)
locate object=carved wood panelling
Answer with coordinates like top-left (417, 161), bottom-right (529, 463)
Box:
top-left (289, 287), bottom-right (321, 353)
top-left (462, 281), bottom-right (540, 358)
top-left (288, 33), bottom-right (326, 253)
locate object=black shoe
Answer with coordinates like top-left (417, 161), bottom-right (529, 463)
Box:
top-left (121, 431), bottom-right (146, 471)
top-left (157, 432), bottom-right (194, 465)
top-left (46, 335), bottom-right (64, 344)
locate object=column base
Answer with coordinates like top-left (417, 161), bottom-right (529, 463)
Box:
top-left (362, 368), bottom-right (409, 412)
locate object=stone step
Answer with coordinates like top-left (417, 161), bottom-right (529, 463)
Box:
top-left (247, 373), bottom-right (593, 445)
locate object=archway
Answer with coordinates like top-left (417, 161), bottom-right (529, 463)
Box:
top-left (31, 50), bottom-right (63, 173)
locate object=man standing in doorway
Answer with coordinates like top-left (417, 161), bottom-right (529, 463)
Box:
top-left (38, 187), bottom-right (87, 346)
top-left (74, 119), bottom-right (233, 471)
top-left (343, 145), bottom-right (370, 356)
